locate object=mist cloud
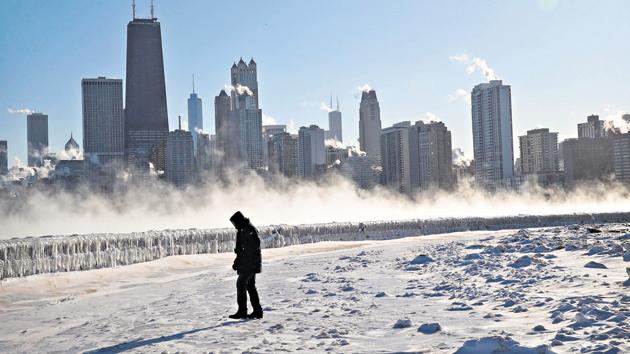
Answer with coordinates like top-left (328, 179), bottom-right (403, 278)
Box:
top-left (262, 113), bottom-right (277, 125)
top-left (319, 101), bottom-right (333, 113)
top-left (448, 88), bottom-right (471, 106)
top-left (0, 171), bottom-right (629, 240)
top-left (7, 107), bottom-right (34, 115)
top-left (420, 112), bottom-right (441, 124)
top-left (225, 84), bottom-right (254, 96)
top-left (602, 107), bottom-right (630, 134)
top-left (357, 84), bottom-right (372, 93)
top-left (449, 54), bottom-right (500, 81)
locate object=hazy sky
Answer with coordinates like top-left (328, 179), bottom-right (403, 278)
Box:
top-left (1, 0), bottom-right (629, 167)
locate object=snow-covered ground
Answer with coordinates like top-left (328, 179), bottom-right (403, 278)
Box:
top-left (0, 225), bottom-right (629, 353)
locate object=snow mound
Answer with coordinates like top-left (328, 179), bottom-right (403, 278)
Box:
top-left (417, 323), bottom-right (441, 334)
top-left (511, 255), bottom-right (533, 268)
top-left (453, 336), bottom-right (555, 354)
top-left (584, 261), bottom-right (607, 269)
top-left (392, 319), bottom-right (413, 329)
top-left (409, 255), bottom-right (433, 265)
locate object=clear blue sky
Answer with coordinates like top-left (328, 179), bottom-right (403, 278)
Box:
top-left (1, 0), bottom-right (629, 167)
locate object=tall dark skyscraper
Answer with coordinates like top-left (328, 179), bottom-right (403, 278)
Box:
top-left (215, 89), bottom-right (241, 167)
top-left (0, 140), bottom-right (7, 175)
top-left (231, 58), bottom-right (263, 169)
top-left (359, 90), bottom-right (382, 158)
top-left (27, 113), bottom-right (49, 167)
top-left (124, 7), bottom-right (169, 174)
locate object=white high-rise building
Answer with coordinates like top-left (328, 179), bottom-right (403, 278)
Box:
top-left (415, 121), bottom-right (454, 190)
top-left (518, 128), bottom-right (559, 175)
top-left (298, 125), bottom-right (326, 179)
top-left (471, 80), bottom-right (514, 190)
top-left (82, 77), bottom-right (124, 175)
top-left (359, 89), bottom-right (382, 158)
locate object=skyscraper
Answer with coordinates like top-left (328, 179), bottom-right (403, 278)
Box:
top-left (298, 125), bottom-right (326, 179)
top-left (471, 80), bottom-right (514, 191)
top-left (230, 59), bottom-right (263, 170)
top-left (339, 155), bottom-right (380, 189)
top-left (214, 89), bottom-right (240, 167)
top-left (187, 75), bottom-right (203, 156)
top-left (518, 128), bottom-right (559, 175)
top-left (196, 132), bottom-right (212, 172)
top-left (231, 58), bottom-right (259, 110)
top-left (560, 137), bottom-right (613, 188)
top-left (262, 124), bottom-right (287, 167)
top-left (64, 134), bottom-right (79, 153)
top-left (268, 132), bottom-right (298, 178)
top-left (328, 96), bottom-right (343, 143)
top-left (612, 133), bottom-right (630, 186)
top-left (380, 122), bottom-right (417, 194)
top-left (359, 90), bottom-right (382, 158)
top-left (0, 140), bottom-right (7, 175)
top-left (82, 77), bottom-right (124, 187)
top-left (166, 118), bottom-right (194, 186)
top-left (124, 9), bottom-right (169, 174)
top-left (415, 121), bottom-right (453, 190)
top-left (27, 113), bottom-right (48, 167)
top-left (578, 115), bottom-right (606, 139)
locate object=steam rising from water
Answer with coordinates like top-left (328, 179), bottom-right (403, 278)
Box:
top-left (1, 172), bottom-right (628, 239)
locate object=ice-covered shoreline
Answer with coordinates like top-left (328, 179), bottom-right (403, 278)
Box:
top-left (1, 212), bottom-right (629, 280)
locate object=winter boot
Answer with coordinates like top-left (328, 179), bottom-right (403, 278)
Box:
top-left (247, 308), bottom-right (263, 319)
top-left (229, 309), bottom-right (248, 319)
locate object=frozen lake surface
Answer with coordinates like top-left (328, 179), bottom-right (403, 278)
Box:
top-left (0, 225), bottom-right (629, 353)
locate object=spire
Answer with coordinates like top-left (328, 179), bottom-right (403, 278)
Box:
top-left (336, 96), bottom-right (340, 111)
top-left (330, 92), bottom-right (333, 110)
top-left (132, 0), bottom-right (136, 19)
top-left (192, 74), bottom-right (195, 94)
top-left (178, 115), bottom-right (182, 130)
top-left (150, 0), bottom-right (155, 19)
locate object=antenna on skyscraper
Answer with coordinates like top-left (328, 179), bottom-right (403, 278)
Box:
top-left (150, 0), bottom-right (155, 19)
top-left (178, 115), bottom-right (182, 130)
top-left (337, 96), bottom-right (340, 111)
top-left (192, 74), bottom-right (195, 94)
top-left (330, 92), bottom-right (333, 110)
top-left (132, 0), bottom-right (136, 19)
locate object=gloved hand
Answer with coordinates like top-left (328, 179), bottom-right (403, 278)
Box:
top-left (232, 260), bottom-right (238, 271)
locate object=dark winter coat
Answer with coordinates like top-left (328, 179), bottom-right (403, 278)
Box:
top-left (232, 223), bottom-right (262, 274)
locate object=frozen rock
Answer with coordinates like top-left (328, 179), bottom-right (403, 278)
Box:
top-left (453, 336), bottom-right (555, 354)
top-left (409, 255), bottom-right (433, 265)
top-left (392, 319), bottom-right (413, 329)
top-left (533, 325), bottom-right (546, 332)
top-left (623, 250), bottom-right (630, 262)
top-left (511, 255), bottom-right (533, 268)
top-left (584, 261), bottom-right (607, 269)
top-left (587, 245), bottom-right (606, 255)
top-left (417, 323), bottom-right (441, 334)
top-left (463, 253), bottom-right (482, 260)
top-left (374, 291), bottom-right (388, 298)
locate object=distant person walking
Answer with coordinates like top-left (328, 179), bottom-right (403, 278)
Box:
top-left (229, 211), bottom-right (263, 319)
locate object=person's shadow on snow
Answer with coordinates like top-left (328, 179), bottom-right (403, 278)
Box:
top-left (83, 321), bottom-right (244, 354)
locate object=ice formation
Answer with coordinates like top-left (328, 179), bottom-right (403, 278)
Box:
top-left (1, 212), bottom-right (629, 280)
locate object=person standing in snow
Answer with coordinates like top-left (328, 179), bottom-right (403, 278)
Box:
top-left (229, 211), bottom-right (263, 319)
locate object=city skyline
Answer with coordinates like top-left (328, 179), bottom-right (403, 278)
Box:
top-left (2, 0), bottom-right (630, 168)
